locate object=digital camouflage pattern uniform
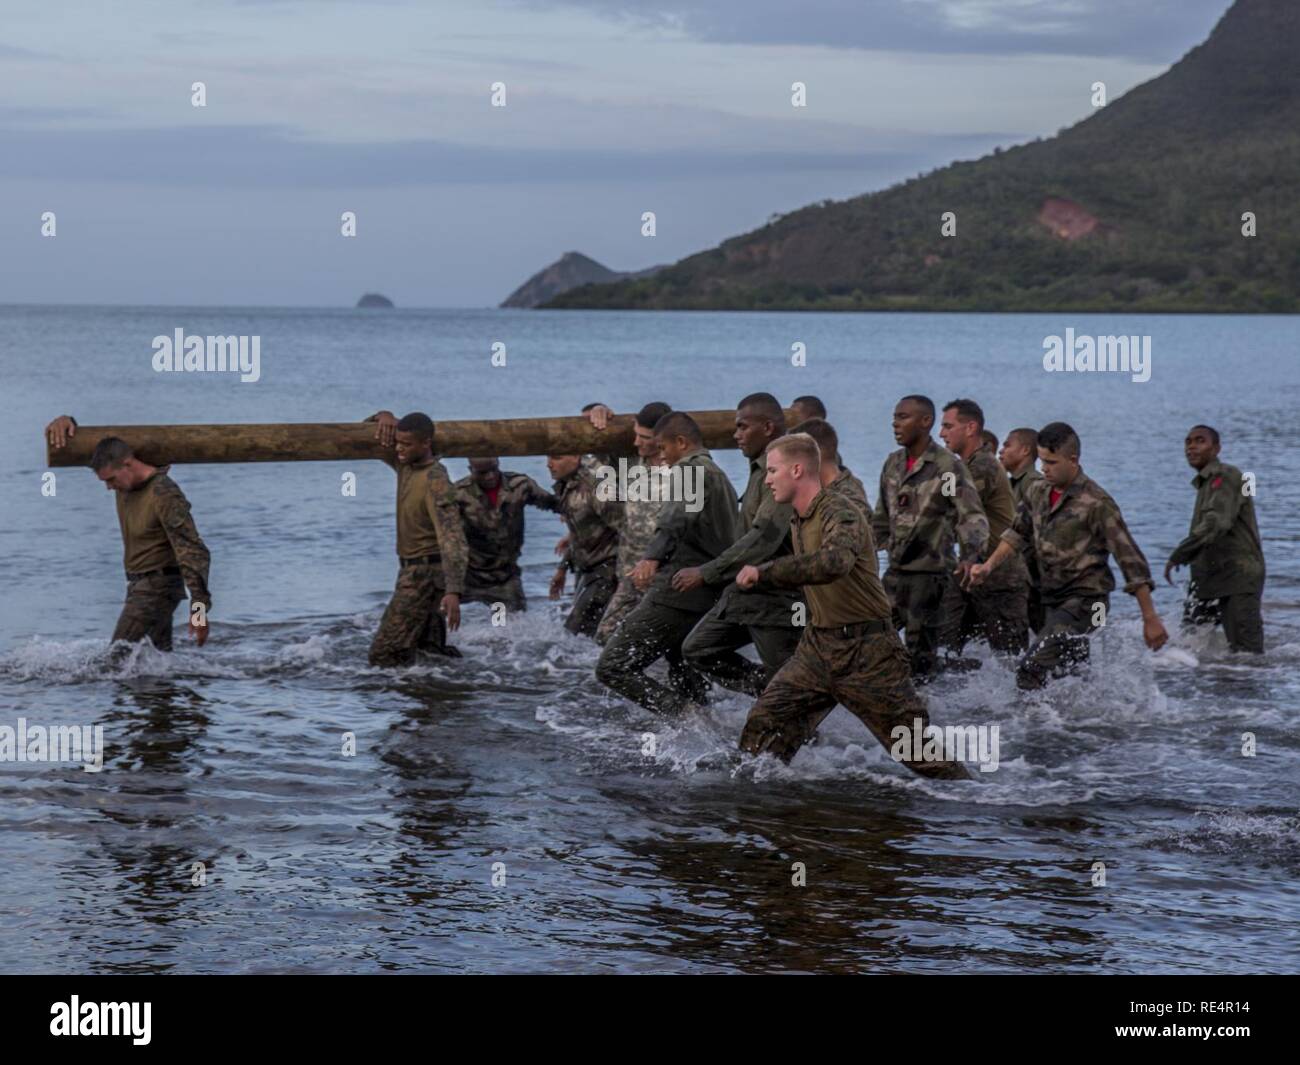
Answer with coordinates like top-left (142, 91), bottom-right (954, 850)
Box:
top-left (369, 457), bottom-right (469, 666)
top-left (454, 471), bottom-right (558, 613)
top-left (1009, 465), bottom-right (1046, 632)
top-left (596, 448), bottom-right (739, 715)
top-left (112, 466), bottom-right (211, 652)
top-left (1000, 470), bottom-right (1154, 689)
top-left (740, 486), bottom-right (968, 779)
top-left (940, 444), bottom-right (1030, 656)
top-left (595, 456), bottom-right (672, 644)
top-left (1168, 459), bottom-right (1265, 652)
top-left (682, 455), bottom-right (803, 696)
top-left (872, 440), bottom-right (989, 677)
top-left (554, 460), bottom-right (622, 637)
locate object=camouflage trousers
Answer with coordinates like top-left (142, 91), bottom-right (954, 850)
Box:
top-left (369, 563), bottom-right (455, 667)
top-left (1183, 591), bottom-right (1264, 654)
top-left (883, 569), bottom-right (947, 678)
top-left (461, 573), bottom-right (527, 614)
top-left (739, 624), bottom-right (969, 779)
top-left (111, 573), bottom-right (186, 652)
top-left (594, 574), bottom-right (643, 646)
top-left (596, 597), bottom-right (713, 715)
top-left (564, 561), bottom-right (617, 638)
top-left (1015, 595), bottom-right (1107, 690)
top-left (939, 571), bottom-right (1030, 656)
top-left (681, 603), bottom-right (801, 698)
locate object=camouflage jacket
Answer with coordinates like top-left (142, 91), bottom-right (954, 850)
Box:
top-left (1167, 459), bottom-right (1265, 599)
top-left (702, 455), bottom-right (800, 625)
top-left (964, 444), bottom-right (1028, 590)
top-left (391, 458), bottom-right (469, 595)
top-left (455, 471), bottom-right (558, 585)
top-left (1001, 470), bottom-right (1153, 603)
top-left (614, 455), bottom-right (673, 578)
top-left (643, 448), bottom-right (739, 613)
top-left (871, 439), bottom-right (988, 574)
top-left (1009, 465), bottom-right (1045, 510)
top-left (115, 466), bottom-right (212, 609)
top-left (555, 462), bottom-right (621, 574)
top-left (758, 487), bottom-right (892, 626)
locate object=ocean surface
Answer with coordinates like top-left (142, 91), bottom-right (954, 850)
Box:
top-left (2, 305), bottom-right (1297, 974)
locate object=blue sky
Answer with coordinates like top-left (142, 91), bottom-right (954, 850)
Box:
top-left (0, 0), bottom-right (1231, 306)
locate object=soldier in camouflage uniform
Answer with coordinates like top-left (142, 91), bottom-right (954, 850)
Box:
top-left (367, 411), bottom-right (470, 665)
top-left (46, 417), bottom-right (213, 654)
top-left (548, 451), bottom-right (622, 637)
top-left (455, 457), bottom-right (558, 613)
top-left (967, 422), bottom-right (1168, 689)
top-left (871, 395), bottom-right (989, 679)
top-left (794, 418), bottom-right (870, 516)
top-left (681, 394), bottom-right (803, 696)
top-left (1164, 425), bottom-right (1265, 652)
top-left (1000, 427), bottom-right (1046, 632)
top-left (938, 399), bottom-right (1030, 656)
top-left (591, 402), bottom-right (675, 644)
top-left (596, 413), bottom-right (739, 715)
top-left (736, 434), bottom-right (968, 779)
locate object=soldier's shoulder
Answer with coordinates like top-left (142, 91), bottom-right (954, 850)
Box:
top-left (149, 472), bottom-right (186, 503)
top-left (453, 473), bottom-right (473, 490)
top-left (1212, 462), bottom-right (1244, 485)
top-left (1078, 474), bottom-right (1122, 513)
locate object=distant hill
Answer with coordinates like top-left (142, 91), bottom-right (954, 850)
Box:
top-left (502, 251), bottom-right (663, 308)
top-left (357, 293), bottom-right (394, 308)
top-left (547, 0), bottom-right (1300, 313)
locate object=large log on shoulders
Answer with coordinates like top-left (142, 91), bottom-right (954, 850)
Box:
top-left (46, 410), bottom-right (796, 467)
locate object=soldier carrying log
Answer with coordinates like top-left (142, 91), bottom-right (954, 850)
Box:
top-left (45, 414), bottom-right (212, 655)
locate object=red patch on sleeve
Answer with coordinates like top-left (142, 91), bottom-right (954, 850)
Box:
top-left (1211, 477), bottom-right (1223, 489)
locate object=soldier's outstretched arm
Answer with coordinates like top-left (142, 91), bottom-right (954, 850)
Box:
top-left (45, 414), bottom-right (78, 450)
top-left (757, 506), bottom-right (858, 589)
top-left (523, 476), bottom-right (560, 513)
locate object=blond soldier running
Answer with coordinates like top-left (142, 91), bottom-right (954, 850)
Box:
top-left (46, 416), bottom-right (212, 654)
top-left (736, 434), bottom-right (967, 778)
top-left (367, 411), bottom-right (469, 664)
top-left (966, 422), bottom-right (1168, 689)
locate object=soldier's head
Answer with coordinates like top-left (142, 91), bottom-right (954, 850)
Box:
top-left (1185, 425), bottom-right (1221, 470)
top-left (764, 433), bottom-right (820, 505)
top-left (635, 402), bottom-right (672, 460)
top-left (792, 418), bottom-right (840, 485)
top-left (90, 437), bottom-right (149, 492)
top-left (395, 412), bottom-right (435, 465)
top-left (893, 395), bottom-right (935, 447)
top-left (547, 454), bottom-right (582, 481)
top-left (653, 411), bottom-right (702, 466)
top-left (468, 457), bottom-right (501, 490)
top-left (734, 392), bottom-right (785, 460)
top-left (1037, 422), bottom-right (1082, 487)
top-left (982, 429), bottom-right (999, 452)
top-left (790, 395), bottom-right (827, 423)
top-left (1000, 427), bottom-right (1038, 474)
top-left (940, 398), bottom-right (985, 460)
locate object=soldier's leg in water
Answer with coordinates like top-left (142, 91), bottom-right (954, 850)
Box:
top-left (1015, 596), bottom-right (1103, 690)
top-left (1220, 592), bottom-right (1265, 654)
top-left (739, 633), bottom-right (837, 762)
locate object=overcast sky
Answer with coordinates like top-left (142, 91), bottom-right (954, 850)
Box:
top-left (0, 0), bottom-right (1231, 307)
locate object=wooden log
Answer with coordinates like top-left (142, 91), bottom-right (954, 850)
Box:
top-left (46, 410), bottom-right (796, 467)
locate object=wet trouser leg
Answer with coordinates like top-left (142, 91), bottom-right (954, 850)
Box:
top-left (596, 597), bottom-right (708, 715)
top-left (111, 574), bottom-right (186, 653)
top-left (1015, 595), bottom-right (1106, 690)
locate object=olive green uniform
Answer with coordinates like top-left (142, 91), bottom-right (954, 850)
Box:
top-left (370, 457), bottom-right (469, 666)
top-left (1000, 470), bottom-right (1154, 689)
top-left (596, 448), bottom-right (739, 715)
top-left (740, 487), bottom-right (967, 779)
top-left (112, 466), bottom-right (212, 652)
top-left (455, 471), bottom-right (558, 612)
top-left (682, 456), bottom-right (803, 696)
top-left (554, 461), bottom-right (622, 637)
top-left (940, 444), bottom-right (1030, 656)
top-left (872, 440), bottom-right (989, 677)
top-left (1009, 465), bottom-right (1046, 632)
top-left (1168, 459), bottom-right (1265, 652)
